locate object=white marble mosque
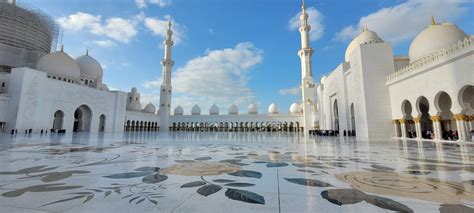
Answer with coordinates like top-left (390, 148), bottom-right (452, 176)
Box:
top-left (0, 1), bottom-right (472, 143)
top-left (0, 1), bottom-right (473, 213)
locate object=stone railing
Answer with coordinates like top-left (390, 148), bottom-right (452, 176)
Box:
top-left (386, 35), bottom-right (473, 82)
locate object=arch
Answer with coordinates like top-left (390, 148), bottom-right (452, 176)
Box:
top-left (52, 110), bottom-right (64, 130)
top-left (435, 91), bottom-right (455, 140)
top-left (401, 100), bottom-right (413, 119)
top-left (333, 99), bottom-right (339, 131)
top-left (458, 85), bottom-right (474, 114)
top-left (99, 114), bottom-right (106, 132)
top-left (73, 105), bottom-right (92, 132)
top-left (350, 103), bottom-right (356, 134)
top-left (416, 96), bottom-right (433, 139)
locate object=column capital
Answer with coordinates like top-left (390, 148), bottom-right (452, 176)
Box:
top-left (392, 119), bottom-right (399, 124)
top-left (431, 115), bottom-right (441, 122)
top-left (413, 116), bottom-right (421, 123)
top-left (399, 119), bottom-right (406, 124)
top-left (453, 114), bottom-right (467, 121)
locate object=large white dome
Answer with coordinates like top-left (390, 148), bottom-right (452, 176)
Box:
top-left (128, 100), bottom-right (142, 111)
top-left (268, 103), bottom-right (279, 114)
top-left (290, 102), bottom-right (302, 114)
top-left (191, 104), bottom-right (201, 115)
top-left (76, 52), bottom-right (103, 82)
top-left (228, 104), bottom-right (238, 115)
top-left (409, 22), bottom-right (468, 62)
top-left (36, 50), bottom-right (81, 81)
top-left (345, 29), bottom-right (383, 62)
top-left (209, 104), bottom-right (219, 115)
top-left (174, 105), bottom-right (183, 115)
top-left (142, 103), bottom-right (156, 114)
top-left (248, 104), bottom-right (258, 114)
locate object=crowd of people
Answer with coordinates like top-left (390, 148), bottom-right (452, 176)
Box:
top-left (310, 129), bottom-right (356, 137)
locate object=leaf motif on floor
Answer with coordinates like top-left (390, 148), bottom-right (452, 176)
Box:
top-left (142, 174), bottom-right (168, 184)
top-left (266, 162), bottom-right (289, 168)
top-left (213, 179), bottom-right (235, 183)
top-left (134, 166), bottom-right (160, 172)
top-left (228, 170), bottom-right (262, 179)
top-left (103, 172), bottom-right (152, 179)
top-left (224, 188), bottom-right (265, 205)
top-left (224, 183), bottom-right (255, 187)
top-left (180, 181), bottom-right (207, 188)
top-left (196, 184), bottom-right (221, 196)
top-left (284, 178), bottom-right (333, 187)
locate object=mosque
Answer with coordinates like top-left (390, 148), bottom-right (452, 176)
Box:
top-left (0, 1), bottom-right (472, 142)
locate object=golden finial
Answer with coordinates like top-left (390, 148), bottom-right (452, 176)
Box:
top-left (431, 16), bottom-right (436, 25)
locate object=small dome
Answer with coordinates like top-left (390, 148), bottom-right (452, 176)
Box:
top-left (268, 103), bottom-right (279, 114)
top-left (248, 104), bottom-right (258, 114)
top-left (290, 102), bottom-right (302, 114)
top-left (228, 104), bottom-right (238, 115)
top-left (142, 103), bottom-right (156, 114)
top-left (174, 105), bottom-right (183, 115)
top-left (128, 100), bottom-right (142, 111)
top-left (191, 104), bottom-right (201, 115)
top-left (76, 52), bottom-right (103, 82)
top-left (131, 87), bottom-right (137, 93)
top-left (409, 22), bottom-right (468, 62)
top-left (36, 50), bottom-right (81, 80)
top-left (345, 29), bottom-right (383, 62)
top-left (209, 104), bottom-right (219, 115)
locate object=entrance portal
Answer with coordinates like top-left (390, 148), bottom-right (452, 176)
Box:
top-left (73, 105), bottom-right (92, 132)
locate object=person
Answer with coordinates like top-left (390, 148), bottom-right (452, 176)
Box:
top-left (343, 130), bottom-right (347, 136)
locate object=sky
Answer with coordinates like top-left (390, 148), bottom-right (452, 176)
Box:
top-left (20, 0), bottom-right (474, 114)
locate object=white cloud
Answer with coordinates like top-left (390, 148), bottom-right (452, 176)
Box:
top-left (144, 16), bottom-right (184, 44)
top-left (279, 86), bottom-right (301, 96)
top-left (58, 12), bottom-right (138, 43)
top-left (135, 0), bottom-right (146, 9)
top-left (135, 0), bottom-right (171, 8)
top-left (289, 7), bottom-right (325, 41)
top-left (335, 0), bottom-right (470, 43)
top-left (92, 40), bottom-right (117, 47)
top-left (143, 42), bottom-right (263, 111)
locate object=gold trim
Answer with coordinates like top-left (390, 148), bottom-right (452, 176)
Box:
top-left (431, 116), bottom-right (441, 122)
top-left (392, 119), bottom-right (399, 124)
top-left (453, 114), bottom-right (467, 121)
top-left (399, 119), bottom-right (406, 124)
top-left (413, 117), bottom-right (421, 123)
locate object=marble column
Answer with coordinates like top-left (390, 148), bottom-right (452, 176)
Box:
top-left (399, 119), bottom-right (407, 138)
top-left (392, 119), bottom-right (399, 137)
top-left (454, 114), bottom-right (468, 141)
top-left (414, 116), bottom-right (422, 139)
top-left (431, 116), bottom-right (442, 140)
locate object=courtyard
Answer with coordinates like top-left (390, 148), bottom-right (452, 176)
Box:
top-left (0, 132), bottom-right (473, 212)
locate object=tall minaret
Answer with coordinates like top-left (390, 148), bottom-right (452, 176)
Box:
top-left (159, 21), bottom-right (174, 131)
top-left (298, 0), bottom-right (315, 133)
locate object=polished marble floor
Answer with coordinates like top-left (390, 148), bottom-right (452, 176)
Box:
top-left (0, 132), bottom-right (473, 213)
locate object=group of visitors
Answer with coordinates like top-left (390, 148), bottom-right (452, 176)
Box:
top-left (310, 129), bottom-right (356, 137)
top-left (10, 129), bottom-right (66, 135)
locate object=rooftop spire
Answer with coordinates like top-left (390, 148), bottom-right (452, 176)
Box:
top-left (168, 20), bottom-right (172, 30)
top-left (431, 16), bottom-right (436, 25)
top-left (86, 48), bottom-right (89, 56)
top-left (60, 45), bottom-right (64, 52)
top-left (302, 0), bottom-right (305, 13)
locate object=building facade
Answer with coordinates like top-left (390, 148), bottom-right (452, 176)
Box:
top-left (316, 19), bottom-right (473, 142)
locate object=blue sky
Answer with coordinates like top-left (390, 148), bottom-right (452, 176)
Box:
top-left (23, 0), bottom-right (474, 114)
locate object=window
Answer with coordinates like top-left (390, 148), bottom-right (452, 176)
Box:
top-left (1, 82), bottom-right (4, 87)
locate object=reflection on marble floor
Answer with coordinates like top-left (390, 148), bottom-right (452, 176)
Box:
top-left (0, 132), bottom-right (473, 212)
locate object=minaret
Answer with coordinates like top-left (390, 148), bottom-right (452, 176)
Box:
top-left (159, 21), bottom-right (174, 131)
top-left (298, 0), bottom-right (315, 133)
